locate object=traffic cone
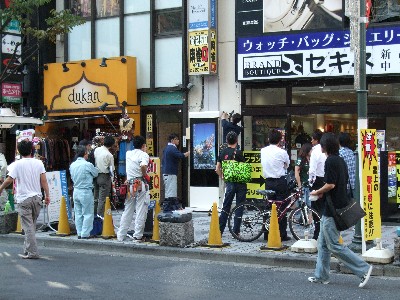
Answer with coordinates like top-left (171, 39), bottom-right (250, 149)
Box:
top-left (205, 202), bottom-right (229, 248)
top-left (339, 234), bottom-right (343, 244)
top-left (150, 199), bottom-right (161, 243)
top-left (261, 203), bottom-right (288, 251)
top-left (14, 214), bottom-right (23, 234)
top-left (50, 196), bottom-right (71, 236)
top-left (101, 197), bottom-right (116, 239)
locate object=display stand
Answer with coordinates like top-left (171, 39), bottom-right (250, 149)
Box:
top-left (38, 202), bottom-right (56, 232)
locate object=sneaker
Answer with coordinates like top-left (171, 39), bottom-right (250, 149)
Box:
top-left (132, 237), bottom-right (144, 243)
top-left (18, 254), bottom-right (40, 259)
top-left (308, 277), bottom-right (329, 284)
top-left (359, 265), bottom-right (373, 288)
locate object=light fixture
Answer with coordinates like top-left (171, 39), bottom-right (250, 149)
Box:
top-left (80, 61), bottom-right (86, 67)
top-left (43, 65), bottom-right (48, 70)
top-left (99, 102), bottom-right (109, 111)
top-left (62, 63), bottom-right (69, 72)
top-left (100, 57), bottom-right (127, 67)
top-left (62, 62), bottom-right (84, 72)
top-left (121, 100), bottom-right (135, 115)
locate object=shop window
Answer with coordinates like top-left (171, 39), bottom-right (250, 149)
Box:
top-left (369, 83), bottom-right (400, 104)
top-left (155, 37), bottom-right (182, 87)
top-left (96, 0), bottom-right (119, 18)
top-left (293, 85), bottom-right (356, 105)
top-left (155, 10), bottom-right (182, 35)
top-left (95, 18), bottom-right (119, 58)
top-left (247, 117), bottom-right (287, 151)
top-left (246, 88), bottom-right (286, 105)
top-left (125, 0), bottom-right (150, 13)
top-left (155, 0), bottom-right (182, 10)
top-left (70, 0), bottom-right (91, 18)
top-left (69, 22), bottom-right (91, 60)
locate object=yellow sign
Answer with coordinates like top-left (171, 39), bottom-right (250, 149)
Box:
top-left (147, 157), bottom-right (160, 202)
top-left (146, 114), bottom-right (153, 132)
top-left (188, 29), bottom-right (218, 75)
top-left (44, 56), bottom-right (137, 116)
top-left (243, 151), bottom-right (265, 199)
top-left (360, 129), bottom-right (381, 241)
top-left (146, 138), bottom-right (154, 157)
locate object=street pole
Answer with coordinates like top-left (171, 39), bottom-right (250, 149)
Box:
top-left (349, 0), bottom-right (368, 253)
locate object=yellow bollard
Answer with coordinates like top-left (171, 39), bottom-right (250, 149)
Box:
top-left (150, 200), bottom-right (161, 243)
top-left (101, 197), bottom-right (116, 239)
top-left (51, 196), bottom-right (71, 236)
top-left (14, 214), bottom-right (23, 234)
top-left (261, 203), bottom-right (288, 251)
top-left (205, 202), bottom-right (229, 248)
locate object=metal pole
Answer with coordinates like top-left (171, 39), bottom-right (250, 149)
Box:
top-left (350, 0), bottom-right (368, 253)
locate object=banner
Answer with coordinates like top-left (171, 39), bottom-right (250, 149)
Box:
top-left (46, 170), bottom-right (71, 223)
top-left (244, 151), bottom-right (265, 199)
top-left (147, 157), bottom-right (160, 208)
top-left (360, 129), bottom-right (381, 241)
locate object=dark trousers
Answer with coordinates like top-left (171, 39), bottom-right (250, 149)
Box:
top-left (265, 177), bottom-right (289, 238)
top-left (219, 182), bottom-right (247, 234)
top-left (311, 176), bottom-right (325, 240)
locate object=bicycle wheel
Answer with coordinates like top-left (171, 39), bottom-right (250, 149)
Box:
top-left (228, 202), bottom-right (265, 242)
top-left (288, 206), bottom-right (321, 240)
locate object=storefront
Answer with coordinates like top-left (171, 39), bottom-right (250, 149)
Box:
top-left (235, 1), bottom-right (400, 221)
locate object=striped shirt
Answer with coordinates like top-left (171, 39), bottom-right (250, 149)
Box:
top-left (339, 147), bottom-right (356, 189)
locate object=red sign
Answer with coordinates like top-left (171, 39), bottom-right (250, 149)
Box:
top-left (2, 82), bottom-right (22, 97)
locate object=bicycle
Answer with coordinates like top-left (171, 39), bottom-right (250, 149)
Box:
top-left (227, 187), bottom-right (321, 242)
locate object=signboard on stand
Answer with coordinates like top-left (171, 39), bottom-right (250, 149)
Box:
top-left (46, 170), bottom-right (71, 223)
top-left (147, 157), bottom-right (160, 208)
top-left (243, 151), bottom-right (265, 199)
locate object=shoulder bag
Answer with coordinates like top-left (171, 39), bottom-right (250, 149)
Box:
top-left (221, 150), bottom-right (252, 183)
top-left (326, 194), bottom-right (366, 231)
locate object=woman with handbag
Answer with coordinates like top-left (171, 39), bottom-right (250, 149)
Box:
top-left (215, 131), bottom-right (247, 235)
top-left (308, 133), bottom-right (372, 288)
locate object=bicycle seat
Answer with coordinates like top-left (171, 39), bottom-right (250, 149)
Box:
top-left (255, 189), bottom-right (276, 198)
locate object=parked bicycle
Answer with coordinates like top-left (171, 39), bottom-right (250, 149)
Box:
top-left (227, 187), bottom-right (321, 242)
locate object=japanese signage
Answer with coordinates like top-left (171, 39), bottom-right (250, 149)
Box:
top-left (46, 170), bottom-right (72, 222)
top-left (146, 114), bottom-right (153, 156)
top-left (147, 157), bottom-right (160, 204)
top-left (360, 129), bottom-right (381, 241)
top-left (188, 29), bottom-right (217, 75)
top-left (188, 0), bottom-right (216, 30)
top-left (243, 151), bottom-right (265, 199)
top-left (237, 26), bottom-right (400, 81)
top-left (2, 34), bottom-right (21, 55)
top-left (388, 151), bottom-right (397, 202)
top-left (2, 82), bottom-right (22, 103)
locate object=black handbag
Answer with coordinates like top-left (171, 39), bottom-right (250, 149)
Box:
top-left (326, 194), bottom-right (366, 231)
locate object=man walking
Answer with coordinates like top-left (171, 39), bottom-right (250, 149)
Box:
top-left (117, 136), bottom-right (151, 242)
top-left (70, 145), bottom-right (99, 239)
top-left (260, 129), bottom-right (291, 241)
top-left (0, 140), bottom-right (50, 259)
top-left (161, 133), bottom-right (189, 212)
top-left (309, 133), bottom-right (372, 288)
top-left (215, 131), bottom-right (247, 234)
top-left (94, 135), bottom-right (115, 217)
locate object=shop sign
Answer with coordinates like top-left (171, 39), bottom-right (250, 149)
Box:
top-left (146, 114), bottom-right (153, 133)
top-left (237, 25), bottom-right (400, 81)
top-left (147, 157), bottom-right (160, 204)
top-left (243, 151), bottom-right (265, 199)
top-left (388, 151), bottom-right (397, 201)
top-left (4, 19), bottom-right (21, 34)
top-left (2, 82), bottom-right (22, 103)
top-left (188, 29), bottom-right (217, 75)
top-left (2, 34), bottom-right (21, 55)
top-left (141, 91), bottom-right (184, 106)
top-left (360, 129), bottom-right (381, 241)
top-left (188, 0), bottom-right (216, 30)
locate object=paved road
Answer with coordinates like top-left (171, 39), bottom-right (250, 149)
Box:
top-left (1, 242), bottom-right (399, 300)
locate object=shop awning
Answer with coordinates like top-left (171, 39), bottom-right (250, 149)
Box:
top-left (0, 108), bottom-right (44, 129)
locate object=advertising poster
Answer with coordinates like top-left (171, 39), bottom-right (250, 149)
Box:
top-left (388, 151), bottom-right (397, 202)
top-left (147, 157), bottom-right (160, 207)
top-left (46, 170), bottom-right (71, 223)
top-left (243, 151), bottom-right (265, 199)
top-left (396, 152), bottom-right (400, 204)
top-left (360, 129), bottom-right (381, 241)
top-left (192, 122), bottom-right (216, 169)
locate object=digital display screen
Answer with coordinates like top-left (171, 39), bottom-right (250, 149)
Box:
top-left (192, 122), bottom-right (216, 170)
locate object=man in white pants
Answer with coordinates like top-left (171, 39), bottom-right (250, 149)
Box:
top-left (117, 136), bottom-right (151, 242)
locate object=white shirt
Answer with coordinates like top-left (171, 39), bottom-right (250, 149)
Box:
top-left (308, 144), bottom-right (326, 183)
top-left (0, 153), bottom-right (7, 179)
top-left (126, 149), bottom-right (149, 179)
top-left (260, 144), bottom-right (289, 178)
top-left (8, 158), bottom-right (46, 203)
top-left (94, 146), bottom-right (114, 174)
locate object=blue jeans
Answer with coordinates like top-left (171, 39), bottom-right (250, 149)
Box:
top-left (314, 216), bottom-right (370, 281)
top-left (219, 182), bottom-right (247, 234)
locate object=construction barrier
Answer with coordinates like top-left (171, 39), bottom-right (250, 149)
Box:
top-left (261, 203), bottom-right (288, 251)
top-left (205, 202), bottom-right (229, 248)
top-left (101, 197), bottom-right (116, 239)
top-left (50, 196), bottom-right (71, 237)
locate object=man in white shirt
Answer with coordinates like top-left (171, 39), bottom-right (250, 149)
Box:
top-left (308, 129), bottom-right (326, 239)
top-left (94, 135), bottom-right (115, 217)
top-left (0, 140), bottom-right (50, 259)
top-left (117, 135), bottom-right (151, 242)
top-left (260, 129), bottom-right (291, 241)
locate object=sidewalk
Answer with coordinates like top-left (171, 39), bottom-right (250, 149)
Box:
top-left (1, 210), bottom-right (399, 278)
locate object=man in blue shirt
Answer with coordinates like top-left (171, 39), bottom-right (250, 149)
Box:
top-left (338, 132), bottom-right (356, 198)
top-left (70, 145), bottom-right (99, 239)
top-left (161, 133), bottom-right (189, 212)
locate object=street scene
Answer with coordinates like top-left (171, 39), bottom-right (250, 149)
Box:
top-left (1, 1), bottom-right (400, 300)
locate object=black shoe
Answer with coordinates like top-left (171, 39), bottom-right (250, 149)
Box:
top-left (80, 235), bottom-right (95, 239)
top-left (281, 236), bottom-right (291, 241)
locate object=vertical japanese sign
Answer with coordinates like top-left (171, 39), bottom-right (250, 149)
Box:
top-left (396, 152), bottom-right (400, 204)
top-left (360, 129), bottom-right (381, 241)
top-left (46, 170), bottom-right (71, 222)
top-left (146, 114), bottom-right (154, 156)
top-left (243, 151), bottom-right (265, 199)
top-left (147, 157), bottom-right (160, 206)
top-left (388, 151), bottom-right (397, 203)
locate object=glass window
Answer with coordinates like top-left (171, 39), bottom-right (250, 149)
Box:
top-left (95, 18), bottom-right (119, 58)
top-left (155, 10), bottom-right (182, 35)
top-left (155, 37), bottom-right (182, 87)
top-left (246, 88), bottom-right (286, 105)
top-left (125, 0), bottom-right (150, 13)
top-left (68, 22), bottom-right (91, 60)
top-left (292, 85), bottom-right (356, 105)
top-left (155, 0), bottom-right (182, 10)
top-left (70, 0), bottom-right (91, 18)
top-left (96, 0), bottom-right (119, 18)
top-left (125, 14), bottom-right (151, 89)
top-left (246, 117), bottom-right (287, 151)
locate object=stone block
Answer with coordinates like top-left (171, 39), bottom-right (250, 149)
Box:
top-left (0, 211), bottom-right (18, 234)
top-left (159, 220), bottom-right (194, 248)
top-left (394, 237), bottom-right (400, 263)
